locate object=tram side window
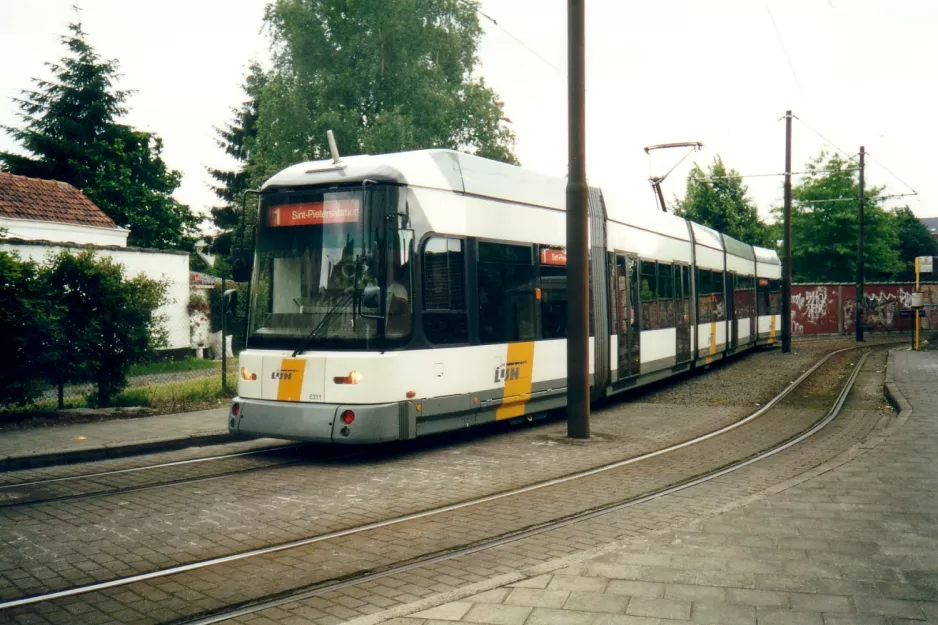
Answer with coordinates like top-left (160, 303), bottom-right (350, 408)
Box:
top-left (735, 275), bottom-right (756, 318)
top-left (640, 261), bottom-right (658, 330)
top-left (757, 278), bottom-right (782, 316)
top-left (769, 279), bottom-right (782, 316)
top-left (540, 264), bottom-right (566, 339)
top-left (478, 242), bottom-right (536, 344)
top-left (696, 268), bottom-right (712, 323)
top-left (658, 263), bottom-right (674, 328)
top-left (422, 237), bottom-right (468, 344)
top-left (712, 271), bottom-right (726, 322)
top-left (676, 265), bottom-right (691, 326)
top-left (696, 269), bottom-right (726, 323)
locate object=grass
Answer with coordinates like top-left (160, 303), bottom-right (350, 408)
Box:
top-left (128, 358), bottom-right (219, 377)
top-left (110, 374), bottom-right (239, 413)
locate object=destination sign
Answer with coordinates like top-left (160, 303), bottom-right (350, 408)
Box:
top-left (267, 199), bottom-right (360, 227)
top-left (540, 248), bottom-right (567, 266)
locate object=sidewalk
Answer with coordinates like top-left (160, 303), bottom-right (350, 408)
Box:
top-left (0, 407), bottom-right (231, 470)
top-left (388, 349), bottom-right (938, 625)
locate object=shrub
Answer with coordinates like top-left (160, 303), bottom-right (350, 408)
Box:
top-left (0, 251), bottom-right (54, 405)
top-left (44, 250), bottom-right (169, 408)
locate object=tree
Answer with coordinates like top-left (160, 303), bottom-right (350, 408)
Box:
top-left (674, 156), bottom-right (772, 247)
top-left (778, 152), bottom-right (901, 283)
top-left (0, 252), bottom-right (56, 406)
top-left (44, 250), bottom-right (168, 407)
top-left (247, 0), bottom-right (517, 187)
top-left (0, 18), bottom-right (199, 249)
top-left (206, 63), bottom-right (268, 274)
top-left (892, 206), bottom-right (938, 281)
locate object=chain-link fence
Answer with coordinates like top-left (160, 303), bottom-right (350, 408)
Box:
top-left (2, 283), bottom-right (248, 415)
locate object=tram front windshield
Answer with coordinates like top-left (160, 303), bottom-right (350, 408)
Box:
top-left (248, 188), bottom-right (380, 349)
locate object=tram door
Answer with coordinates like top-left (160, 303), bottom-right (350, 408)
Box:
top-left (728, 273), bottom-right (738, 349)
top-left (615, 254), bottom-right (640, 377)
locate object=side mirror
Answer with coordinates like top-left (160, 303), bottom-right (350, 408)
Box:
top-left (223, 289), bottom-right (239, 315)
top-left (231, 249), bottom-right (252, 283)
top-left (362, 285), bottom-right (381, 309)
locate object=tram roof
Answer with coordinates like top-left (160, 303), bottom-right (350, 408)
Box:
top-left (262, 149), bottom-right (569, 210)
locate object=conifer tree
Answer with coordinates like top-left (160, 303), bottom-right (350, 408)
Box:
top-left (0, 18), bottom-right (199, 249)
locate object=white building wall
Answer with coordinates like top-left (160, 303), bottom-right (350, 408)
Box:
top-left (0, 241), bottom-right (190, 350)
top-left (0, 217), bottom-right (130, 247)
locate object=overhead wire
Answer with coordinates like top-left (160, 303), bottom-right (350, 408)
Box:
top-left (791, 115), bottom-right (857, 162)
top-left (462, 0), bottom-right (566, 78)
top-left (764, 2), bottom-right (807, 101)
top-left (692, 168), bottom-right (860, 182)
top-left (863, 151), bottom-right (918, 196)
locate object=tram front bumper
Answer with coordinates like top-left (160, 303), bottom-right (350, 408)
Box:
top-left (229, 397), bottom-right (402, 443)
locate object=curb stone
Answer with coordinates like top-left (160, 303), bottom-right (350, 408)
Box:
top-left (0, 432), bottom-right (234, 472)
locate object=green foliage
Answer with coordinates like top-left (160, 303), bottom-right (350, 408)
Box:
top-left (44, 250), bottom-right (168, 407)
top-left (776, 152), bottom-right (901, 282)
top-left (892, 206), bottom-right (938, 281)
top-left (0, 252), bottom-right (55, 405)
top-left (207, 63), bottom-right (268, 269)
top-left (674, 156), bottom-right (773, 247)
top-left (0, 18), bottom-right (200, 249)
top-left (248, 0), bottom-right (517, 187)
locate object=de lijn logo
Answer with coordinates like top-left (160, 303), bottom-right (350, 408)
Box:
top-left (494, 361), bottom-right (527, 383)
top-left (271, 369), bottom-right (298, 381)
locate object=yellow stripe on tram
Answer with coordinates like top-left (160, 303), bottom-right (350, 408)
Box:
top-left (705, 318), bottom-right (718, 365)
top-left (769, 314), bottom-right (777, 345)
top-left (496, 341), bottom-right (536, 421)
top-left (276, 358), bottom-right (307, 402)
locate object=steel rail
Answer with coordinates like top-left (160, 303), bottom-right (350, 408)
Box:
top-left (0, 344), bottom-right (878, 612)
top-left (0, 444), bottom-right (302, 489)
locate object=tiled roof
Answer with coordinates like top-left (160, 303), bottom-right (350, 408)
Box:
top-left (921, 216), bottom-right (938, 234)
top-left (0, 173), bottom-right (118, 229)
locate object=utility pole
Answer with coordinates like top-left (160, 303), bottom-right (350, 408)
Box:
top-left (566, 0), bottom-right (589, 439)
top-left (782, 111), bottom-right (793, 354)
top-left (855, 146), bottom-right (865, 342)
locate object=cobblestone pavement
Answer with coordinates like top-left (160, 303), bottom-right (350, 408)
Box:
top-left (329, 349), bottom-right (935, 625)
top-left (0, 345), bottom-right (844, 605)
top-left (0, 348), bottom-right (890, 624)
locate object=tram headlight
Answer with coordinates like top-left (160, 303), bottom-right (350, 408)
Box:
top-left (240, 367), bottom-right (257, 381)
top-left (333, 370), bottom-right (363, 384)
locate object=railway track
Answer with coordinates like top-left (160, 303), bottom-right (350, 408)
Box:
top-left (0, 344), bottom-right (892, 625)
top-left (0, 338), bottom-right (901, 509)
top-left (0, 443), bottom-right (314, 508)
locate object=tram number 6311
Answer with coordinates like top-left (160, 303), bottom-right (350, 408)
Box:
top-left (308, 393), bottom-right (323, 401)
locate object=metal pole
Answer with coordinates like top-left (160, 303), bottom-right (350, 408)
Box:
top-left (912, 256), bottom-right (920, 351)
top-left (782, 110), bottom-right (793, 354)
top-left (855, 146), bottom-right (865, 342)
top-left (566, 0), bottom-right (589, 439)
top-left (221, 277), bottom-right (228, 394)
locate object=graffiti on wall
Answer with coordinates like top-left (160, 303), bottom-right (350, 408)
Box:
top-left (789, 283), bottom-right (937, 335)
top-left (790, 285), bottom-right (838, 335)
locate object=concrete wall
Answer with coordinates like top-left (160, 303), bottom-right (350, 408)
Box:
top-left (0, 239), bottom-right (190, 350)
top-left (0, 217), bottom-right (129, 247)
top-left (791, 282), bottom-right (938, 336)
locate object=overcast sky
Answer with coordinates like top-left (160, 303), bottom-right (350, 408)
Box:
top-left (1, 0), bottom-right (934, 229)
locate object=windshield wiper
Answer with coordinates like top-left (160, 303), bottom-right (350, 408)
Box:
top-left (291, 292), bottom-right (354, 357)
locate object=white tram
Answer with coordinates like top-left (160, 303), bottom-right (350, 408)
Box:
top-left (229, 149), bottom-right (782, 443)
